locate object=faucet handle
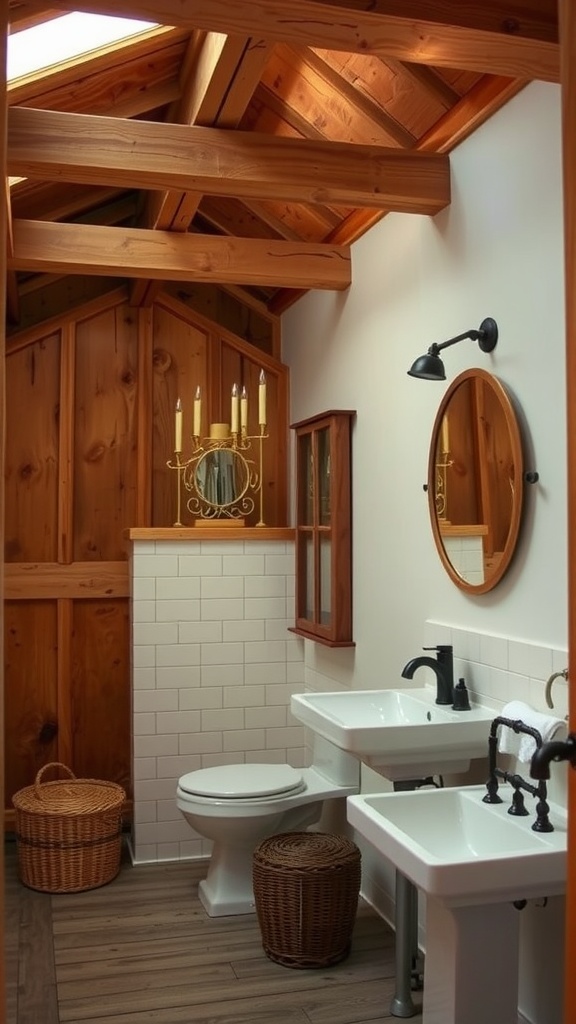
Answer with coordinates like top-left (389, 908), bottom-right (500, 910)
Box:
top-left (423, 644), bottom-right (453, 654)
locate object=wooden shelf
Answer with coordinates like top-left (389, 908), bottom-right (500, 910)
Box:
top-left (438, 524), bottom-right (488, 537)
top-left (127, 527), bottom-right (294, 542)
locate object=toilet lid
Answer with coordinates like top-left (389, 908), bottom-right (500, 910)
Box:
top-left (179, 763), bottom-right (305, 799)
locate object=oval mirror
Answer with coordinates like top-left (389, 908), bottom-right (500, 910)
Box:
top-left (194, 448), bottom-right (250, 508)
top-left (427, 368), bottom-right (524, 594)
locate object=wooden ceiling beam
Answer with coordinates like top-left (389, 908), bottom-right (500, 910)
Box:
top-left (291, 47), bottom-right (416, 148)
top-left (148, 32), bottom-right (273, 232)
top-left (178, 33), bottom-right (273, 130)
top-left (391, 61), bottom-right (462, 110)
top-left (131, 31), bottom-right (274, 305)
top-left (8, 219), bottom-right (352, 290)
top-left (8, 107), bottom-right (451, 214)
top-left (44, 0), bottom-right (559, 81)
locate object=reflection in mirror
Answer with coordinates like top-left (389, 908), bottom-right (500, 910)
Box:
top-left (428, 369), bottom-right (524, 594)
top-left (195, 449), bottom-right (249, 508)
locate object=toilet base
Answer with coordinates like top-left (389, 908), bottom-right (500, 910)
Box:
top-left (199, 876), bottom-right (255, 916)
top-left (197, 841), bottom-right (259, 916)
top-left (195, 805), bottom-right (323, 916)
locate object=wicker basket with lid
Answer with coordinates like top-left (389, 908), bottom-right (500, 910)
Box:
top-left (253, 831), bottom-right (361, 968)
top-left (12, 762), bottom-right (125, 893)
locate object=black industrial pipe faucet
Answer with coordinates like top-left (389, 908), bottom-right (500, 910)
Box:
top-left (530, 733), bottom-right (576, 779)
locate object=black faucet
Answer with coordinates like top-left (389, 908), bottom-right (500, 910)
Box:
top-left (401, 644), bottom-right (454, 705)
top-left (483, 715), bottom-right (554, 832)
top-left (530, 734), bottom-right (576, 779)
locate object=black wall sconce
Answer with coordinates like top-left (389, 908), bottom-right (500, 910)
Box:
top-left (408, 317), bottom-right (498, 380)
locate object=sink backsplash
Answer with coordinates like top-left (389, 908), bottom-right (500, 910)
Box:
top-left (426, 620), bottom-right (569, 807)
top-left (423, 621), bottom-right (568, 720)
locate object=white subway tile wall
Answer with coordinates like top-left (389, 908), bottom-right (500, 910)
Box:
top-left (422, 621), bottom-right (569, 720)
top-left (130, 538), bottom-right (304, 863)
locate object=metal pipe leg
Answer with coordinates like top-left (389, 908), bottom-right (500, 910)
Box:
top-left (390, 871), bottom-right (418, 1018)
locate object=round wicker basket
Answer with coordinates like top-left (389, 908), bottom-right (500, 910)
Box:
top-left (12, 762), bottom-right (125, 894)
top-left (253, 831), bottom-right (361, 969)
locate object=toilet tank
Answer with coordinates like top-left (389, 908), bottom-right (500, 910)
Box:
top-left (312, 734), bottom-right (360, 787)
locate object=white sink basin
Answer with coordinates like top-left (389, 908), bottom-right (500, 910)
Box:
top-left (348, 784), bottom-right (568, 1024)
top-left (290, 688), bottom-right (495, 780)
top-left (347, 784), bottom-right (567, 906)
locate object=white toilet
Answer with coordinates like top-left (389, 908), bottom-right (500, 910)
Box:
top-left (176, 735), bottom-right (360, 916)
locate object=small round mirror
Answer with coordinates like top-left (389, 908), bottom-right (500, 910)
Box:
top-left (194, 448), bottom-right (250, 508)
top-left (427, 369), bottom-right (524, 594)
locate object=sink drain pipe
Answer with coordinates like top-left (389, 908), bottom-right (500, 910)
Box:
top-left (389, 776), bottom-right (441, 1017)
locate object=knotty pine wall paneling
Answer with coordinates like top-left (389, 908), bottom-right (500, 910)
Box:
top-left (4, 600), bottom-right (58, 813)
top-left (151, 298), bottom-right (210, 527)
top-left (74, 304), bottom-right (139, 561)
top-left (5, 331), bottom-right (60, 562)
top-left (71, 599), bottom-right (130, 791)
top-left (4, 293), bottom-right (135, 825)
top-left (4, 287), bottom-right (288, 823)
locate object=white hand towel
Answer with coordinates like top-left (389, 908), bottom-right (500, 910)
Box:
top-left (498, 700), bottom-right (565, 762)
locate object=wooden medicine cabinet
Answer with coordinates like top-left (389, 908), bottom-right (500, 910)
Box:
top-left (290, 410), bottom-right (355, 646)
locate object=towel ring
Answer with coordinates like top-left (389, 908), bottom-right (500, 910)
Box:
top-left (544, 668), bottom-right (568, 710)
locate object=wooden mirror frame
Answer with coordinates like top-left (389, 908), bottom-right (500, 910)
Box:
top-left (427, 368), bottom-right (524, 595)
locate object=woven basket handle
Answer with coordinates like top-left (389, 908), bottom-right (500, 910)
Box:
top-left (35, 762), bottom-right (77, 799)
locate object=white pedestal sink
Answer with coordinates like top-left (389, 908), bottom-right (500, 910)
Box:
top-left (347, 785), bottom-right (567, 1024)
top-left (290, 687), bottom-right (495, 780)
top-left (291, 686), bottom-right (498, 1016)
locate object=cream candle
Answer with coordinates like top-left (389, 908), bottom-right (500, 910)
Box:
top-left (175, 397), bottom-right (183, 453)
top-left (258, 369), bottom-right (267, 427)
top-left (240, 385), bottom-right (248, 433)
top-left (231, 383), bottom-right (239, 434)
top-left (193, 385), bottom-right (201, 437)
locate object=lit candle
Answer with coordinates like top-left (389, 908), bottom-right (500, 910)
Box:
top-left (175, 397), bottom-right (183, 453)
top-left (258, 369), bottom-right (267, 427)
top-left (193, 385), bottom-right (201, 437)
top-left (240, 385), bottom-right (248, 433)
top-left (231, 383), bottom-right (239, 434)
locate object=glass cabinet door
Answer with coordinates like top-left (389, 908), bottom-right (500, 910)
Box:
top-left (291, 410), bottom-right (354, 646)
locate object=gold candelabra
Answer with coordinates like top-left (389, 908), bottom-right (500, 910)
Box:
top-left (167, 373), bottom-right (268, 526)
top-left (167, 423), bottom-right (268, 527)
top-left (435, 451), bottom-right (453, 521)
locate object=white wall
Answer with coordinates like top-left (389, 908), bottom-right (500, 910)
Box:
top-left (282, 82), bottom-right (566, 1024)
top-left (283, 80), bottom-right (566, 691)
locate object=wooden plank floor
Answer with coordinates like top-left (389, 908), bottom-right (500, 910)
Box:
top-left (5, 838), bottom-right (424, 1024)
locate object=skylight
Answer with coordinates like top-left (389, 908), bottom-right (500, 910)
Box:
top-left (8, 12), bottom-right (158, 81)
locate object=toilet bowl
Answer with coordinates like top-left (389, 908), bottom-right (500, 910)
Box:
top-left (176, 737), bottom-right (360, 916)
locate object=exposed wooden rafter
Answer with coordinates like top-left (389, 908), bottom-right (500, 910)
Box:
top-left (8, 219), bottom-right (352, 290)
top-left (131, 30), bottom-right (274, 307)
top-left (7, 107), bottom-right (451, 214)
top-left (42, 0), bottom-right (559, 81)
top-left (5, 0), bottom-right (551, 321)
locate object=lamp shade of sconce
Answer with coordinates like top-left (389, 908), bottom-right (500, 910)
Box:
top-left (408, 318), bottom-right (498, 380)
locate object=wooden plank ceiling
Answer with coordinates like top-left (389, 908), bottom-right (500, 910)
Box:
top-left (6, 0), bottom-right (558, 328)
